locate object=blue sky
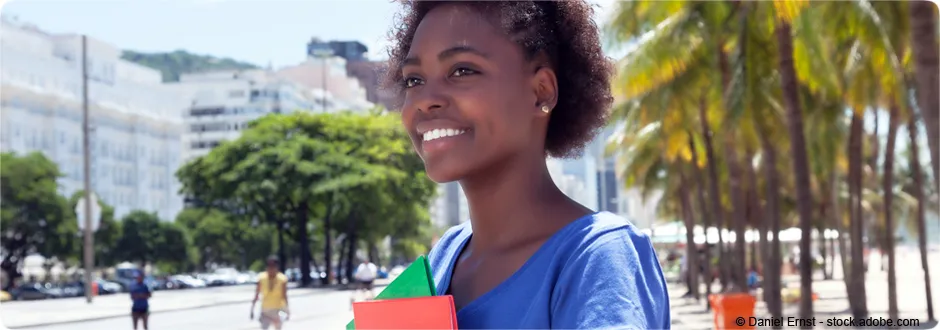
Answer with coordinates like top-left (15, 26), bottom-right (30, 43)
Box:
top-left (1, 0), bottom-right (619, 68)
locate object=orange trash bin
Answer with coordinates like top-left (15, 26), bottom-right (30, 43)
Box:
top-left (708, 293), bottom-right (757, 330)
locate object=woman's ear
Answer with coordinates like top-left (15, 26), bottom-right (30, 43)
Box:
top-left (532, 64), bottom-right (558, 117)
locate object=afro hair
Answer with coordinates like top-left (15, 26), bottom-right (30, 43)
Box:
top-left (382, 0), bottom-right (615, 158)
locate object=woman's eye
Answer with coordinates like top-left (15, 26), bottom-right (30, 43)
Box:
top-left (452, 67), bottom-right (478, 77)
top-left (403, 77), bottom-right (423, 88)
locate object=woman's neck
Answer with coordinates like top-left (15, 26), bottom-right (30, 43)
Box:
top-left (459, 153), bottom-right (579, 251)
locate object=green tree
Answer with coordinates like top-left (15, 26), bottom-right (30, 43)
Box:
top-left (154, 222), bottom-right (194, 274)
top-left (178, 111), bottom-right (436, 287)
top-left (114, 211), bottom-right (164, 266)
top-left (0, 152), bottom-right (76, 289)
top-left (114, 211), bottom-right (193, 270)
top-left (175, 207), bottom-right (275, 270)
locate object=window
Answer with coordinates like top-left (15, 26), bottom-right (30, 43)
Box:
top-left (229, 90), bottom-right (245, 98)
top-left (59, 131), bottom-right (65, 144)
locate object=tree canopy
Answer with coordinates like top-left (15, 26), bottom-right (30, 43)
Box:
top-left (176, 111), bottom-right (437, 285)
top-left (1, 152), bottom-right (76, 288)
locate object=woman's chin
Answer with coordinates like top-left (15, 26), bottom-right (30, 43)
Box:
top-left (423, 162), bottom-right (465, 184)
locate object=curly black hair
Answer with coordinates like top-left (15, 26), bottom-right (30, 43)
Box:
top-left (382, 0), bottom-right (614, 158)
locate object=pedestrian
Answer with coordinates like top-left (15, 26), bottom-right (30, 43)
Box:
top-left (129, 271), bottom-right (151, 330)
top-left (251, 256), bottom-right (290, 330)
top-left (354, 258), bottom-right (378, 300)
top-left (383, 1), bottom-right (670, 328)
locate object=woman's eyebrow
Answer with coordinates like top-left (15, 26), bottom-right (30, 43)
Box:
top-left (403, 45), bottom-right (490, 67)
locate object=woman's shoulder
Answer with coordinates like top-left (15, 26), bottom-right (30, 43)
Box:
top-left (427, 222), bottom-right (473, 270)
top-left (549, 212), bottom-right (671, 329)
top-left (554, 211), bottom-right (654, 257)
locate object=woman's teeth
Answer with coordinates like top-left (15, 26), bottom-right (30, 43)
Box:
top-left (423, 128), bottom-right (468, 142)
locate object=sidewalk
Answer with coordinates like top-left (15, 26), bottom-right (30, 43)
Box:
top-left (1, 279), bottom-right (392, 329)
top-left (669, 272), bottom-right (940, 329)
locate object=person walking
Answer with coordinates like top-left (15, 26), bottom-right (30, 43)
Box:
top-left (251, 256), bottom-right (290, 330)
top-left (129, 271), bottom-right (151, 330)
top-left (354, 258), bottom-right (378, 300)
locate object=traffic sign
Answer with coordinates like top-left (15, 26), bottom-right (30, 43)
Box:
top-left (76, 192), bottom-right (102, 232)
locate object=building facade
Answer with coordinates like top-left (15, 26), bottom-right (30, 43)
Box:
top-left (0, 16), bottom-right (185, 221)
top-left (169, 70), bottom-right (334, 162)
top-left (275, 56), bottom-right (375, 112)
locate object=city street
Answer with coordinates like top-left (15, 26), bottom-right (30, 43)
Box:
top-left (0, 280), bottom-right (388, 330)
top-left (1, 250), bottom-right (936, 329)
top-left (10, 289), bottom-right (361, 330)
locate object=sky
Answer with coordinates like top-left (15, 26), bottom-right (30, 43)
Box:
top-left (1, 0), bottom-right (619, 69)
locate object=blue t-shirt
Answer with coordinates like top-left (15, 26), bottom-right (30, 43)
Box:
top-left (428, 212), bottom-right (671, 329)
top-left (130, 282), bottom-right (150, 310)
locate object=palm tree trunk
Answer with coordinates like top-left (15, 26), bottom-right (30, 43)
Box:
top-left (883, 102), bottom-right (901, 320)
top-left (775, 20), bottom-right (815, 322)
top-left (908, 113), bottom-right (936, 321)
top-left (678, 169), bottom-right (701, 301)
top-left (744, 149), bottom-right (764, 275)
top-left (818, 203), bottom-right (831, 280)
top-left (910, 0), bottom-right (940, 192)
top-left (829, 172), bottom-right (852, 288)
top-left (699, 92), bottom-right (730, 292)
top-left (724, 136), bottom-right (749, 292)
top-left (848, 112), bottom-right (869, 318)
top-left (761, 133), bottom-right (784, 324)
top-left (689, 132), bottom-right (714, 307)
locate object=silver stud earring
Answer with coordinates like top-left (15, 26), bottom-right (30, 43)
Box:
top-left (541, 105), bottom-right (551, 113)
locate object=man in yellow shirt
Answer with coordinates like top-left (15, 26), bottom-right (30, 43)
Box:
top-left (251, 256), bottom-right (290, 330)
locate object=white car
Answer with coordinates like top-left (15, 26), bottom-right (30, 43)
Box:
top-left (169, 275), bottom-right (207, 288)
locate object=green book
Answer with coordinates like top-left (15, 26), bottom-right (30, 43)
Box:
top-left (346, 256), bottom-right (437, 330)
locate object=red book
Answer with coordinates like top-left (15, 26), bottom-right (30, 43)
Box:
top-left (352, 295), bottom-right (458, 329)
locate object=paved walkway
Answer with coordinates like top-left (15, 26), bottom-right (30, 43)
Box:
top-left (670, 270), bottom-right (940, 329)
top-left (1, 279), bottom-right (391, 329)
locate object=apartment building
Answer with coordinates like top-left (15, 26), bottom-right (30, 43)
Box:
top-left (0, 16), bottom-right (185, 220)
top-left (169, 70), bottom-right (333, 162)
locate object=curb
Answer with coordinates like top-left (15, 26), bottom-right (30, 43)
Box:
top-left (7, 287), bottom-right (335, 329)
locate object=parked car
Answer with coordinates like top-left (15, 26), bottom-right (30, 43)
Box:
top-left (59, 282), bottom-right (85, 298)
top-left (166, 275), bottom-right (206, 289)
top-left (10, 284), bottom-right (52, 300)
top-left (0, 290), bottom-right (11, 302)
top-left (40, 283), bottom-right (66, 299)
top-left (95, 279), bottom-right (123, 295)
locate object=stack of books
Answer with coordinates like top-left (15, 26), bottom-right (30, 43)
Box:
top-left (346, 256), bottom-right (458, 329)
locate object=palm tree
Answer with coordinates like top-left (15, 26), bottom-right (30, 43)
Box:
top-left (909, 0), bottom-right (939, 192)
top-left (606, 0), bottom-right (744, 292)
top-left (906, 111), bottom-right (936, 322)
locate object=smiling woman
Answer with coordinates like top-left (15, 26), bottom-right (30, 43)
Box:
top-left (381, 1), bottom-right (671, 329)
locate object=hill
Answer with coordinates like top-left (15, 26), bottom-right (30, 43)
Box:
top-left (120, 50), bottom-right (259, 82)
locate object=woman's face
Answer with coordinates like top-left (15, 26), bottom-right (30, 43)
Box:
top-left (400, 4), bottom-right (547, 183)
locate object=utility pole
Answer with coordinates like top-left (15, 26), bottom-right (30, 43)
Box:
top-left (81, 34), bottom-right (94, 304)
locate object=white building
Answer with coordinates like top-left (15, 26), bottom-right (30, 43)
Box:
top-left (276, 56), bottom-right (375, 112)
top-left (169, 69), bottom-right (336, 161)
top-left (172, 51), bottom-right (376, 162)
top-left (0, 16), bottom-right (185, 221)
